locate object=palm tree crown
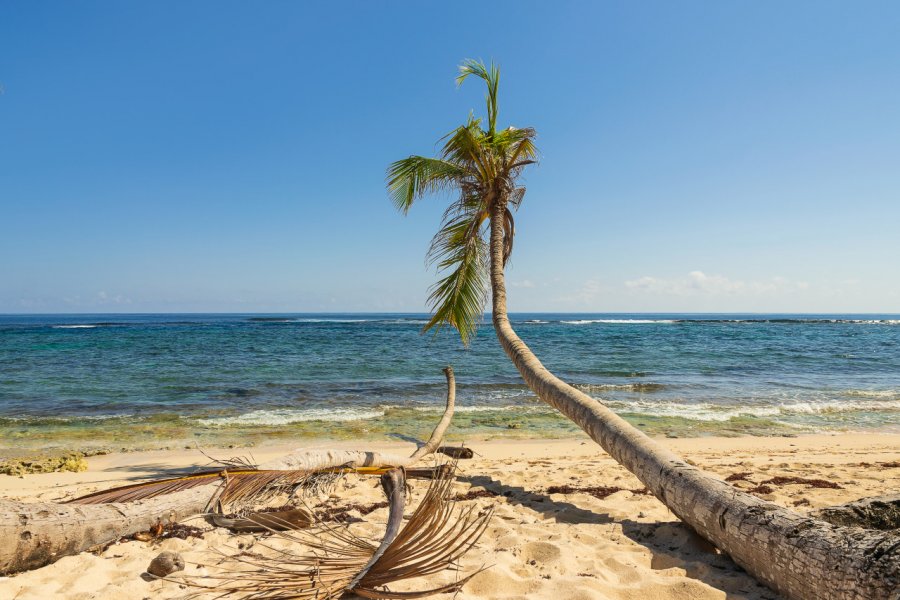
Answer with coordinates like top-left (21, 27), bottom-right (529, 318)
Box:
top-left (387, 59), bottom-right (538, 344)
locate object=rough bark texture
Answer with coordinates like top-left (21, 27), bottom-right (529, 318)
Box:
top-left (0, 370), bottom-right (457, 575)
top-left (487, 206), bottom-right (900, 600)
top-left (813, 495), bottom-right (900, 531)
top-left (0, 487), bottom-right (214, 575)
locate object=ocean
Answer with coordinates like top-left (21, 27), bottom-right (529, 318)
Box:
top-left (1, 313), bottom-right (898, 453)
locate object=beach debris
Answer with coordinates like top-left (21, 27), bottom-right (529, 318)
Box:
top-left (191, 464), bottom-right (491, 599)
top-left (546, 484), bottom-right (652, 500)
top-left (207, 506), bottom-right (313, 532)
top-left (147, 551), bottom-right (185, 577)
top-left (454, 488), bottom-right (500, 501)
top-left (761, 476), bottom-right (842, 490)
top-left (317, 500), bottom-right (389, 523)
top-left (729, 473), bottom-right (844, 494)
top-left (129, 521), bottom-right (204, 543)
top-left (133, 531), bottom-right (155, 542)
top-left (437, 445), bottom-right (475, 459)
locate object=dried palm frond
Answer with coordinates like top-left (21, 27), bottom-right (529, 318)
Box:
top-left (67, 466), bottom-right (449, 510)
top-left (206, 507), bottom-right (315, 533)
top-left (190, 463), bottom-right (491, 599)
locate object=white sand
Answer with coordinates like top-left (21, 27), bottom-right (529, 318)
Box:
top-left (1, 433), bottom-right (898, 599)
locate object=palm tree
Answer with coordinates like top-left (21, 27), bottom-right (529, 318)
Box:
top-left (388, 59), bottom-right (899, 600)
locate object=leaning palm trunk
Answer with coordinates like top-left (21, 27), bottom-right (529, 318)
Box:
top-left (487, 209), bottom-right (899, 600)
top-left (388, 58), bottom-right (899, 600)
top-left (0, 368), bottom-right (458, 575)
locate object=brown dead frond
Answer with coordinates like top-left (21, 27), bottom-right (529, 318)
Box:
top-left (66, 469), bottom-right (311, 508)
top-left (67, 466), bottom-right (449, 511)
top-left (191, 464), bottom-right (491, 599)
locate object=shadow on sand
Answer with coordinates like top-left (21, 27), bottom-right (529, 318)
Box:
top-left (460, 474), bottom-right (779, 600)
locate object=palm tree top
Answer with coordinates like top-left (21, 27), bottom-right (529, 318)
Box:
top-left (387, 59), bottom-right (538, 345)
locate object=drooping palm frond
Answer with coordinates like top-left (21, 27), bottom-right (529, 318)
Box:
top-left (189, 463), bottom-right (491, 599)
top-left (387, 157), bottom-right (464, 214)
top-left (502, 207), bottom-right (515, 265)
top-left (509, 186), bottom-right (526, 209)
top-left (424, 224), bottom-right (489, 346)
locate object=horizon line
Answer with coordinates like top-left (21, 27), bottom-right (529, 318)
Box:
top-left (3, 311), bottom-right (899, 317)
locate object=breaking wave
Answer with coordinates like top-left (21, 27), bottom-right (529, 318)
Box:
top-left (196, 407), bottom-right (386, 427)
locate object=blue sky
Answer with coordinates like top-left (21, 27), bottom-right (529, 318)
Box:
top-left (2, 1), bottom-right (899, 313)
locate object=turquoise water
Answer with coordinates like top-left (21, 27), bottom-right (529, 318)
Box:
top-left (1, 313), bottom-right (898, 451)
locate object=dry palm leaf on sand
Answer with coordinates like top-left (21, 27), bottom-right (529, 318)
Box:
top-left (185, 463), bottom-right (491, 599)
top-left (67, 465), bottom-right (449, 510)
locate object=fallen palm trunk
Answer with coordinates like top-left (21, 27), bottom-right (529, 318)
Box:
top-left (0, 367), bottom-right (457, 575)
top-left (0, 486), bottom-right (216, 575)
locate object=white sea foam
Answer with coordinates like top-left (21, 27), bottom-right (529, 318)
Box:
top-left (844, 389), bottom-right (899, 399)
top-left (197, 407), bottom-right (385, 427)
top-left (52, 325), bottom-right (98, 329)
top-left (561, 319), bottom-right (677, 325)
top-left (603, 398), bottom-right (900, 422)
top-left (292, 319), bottom-right (371, 323)
top-left (456, 405), bottom-right (518, 413)
top-left (603, 400), bottom-right (781, 421)
top-left (372, 403), bottom-right (527, 414)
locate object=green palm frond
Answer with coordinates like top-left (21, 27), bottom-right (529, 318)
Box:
top-left (387, 157), bottom-right (464, 214)
top-left (424, 226), bottom-right (489, 346)
top-left (457, 59), bottom-right (500, 136)
top-left (388, 59), bottom-right (537, 344)
top-left (439, 120), bottom-right (493, 181)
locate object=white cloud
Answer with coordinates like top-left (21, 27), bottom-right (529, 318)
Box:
top-left (509, 279), bottom-right (536, 288)
top-left (96, 291), bottom-right (132, 305)
top-left (624, 271), bottom-right (808, 297)
top-left (552, 278), bottom-right (604, 306)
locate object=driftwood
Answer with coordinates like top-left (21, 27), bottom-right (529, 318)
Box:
top-left (0, 367), bottom-right (458, 575)
top-left (437, 445), bottom-right (474, 459)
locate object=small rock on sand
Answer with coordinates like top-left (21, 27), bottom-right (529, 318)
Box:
top-left (147, 551), bottom-right (185, 578)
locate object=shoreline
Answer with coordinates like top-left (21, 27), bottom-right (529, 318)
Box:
top-left (2, 432), bottom-right (898, 599)
top-left (4, 409), bottom-right (897, 459)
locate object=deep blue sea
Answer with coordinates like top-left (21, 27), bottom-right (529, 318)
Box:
top-left (1, 313), bottom-right (898, 451)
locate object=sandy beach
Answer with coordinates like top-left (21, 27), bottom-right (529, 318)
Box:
top-left (1, 432), bottom-right (897, 600)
